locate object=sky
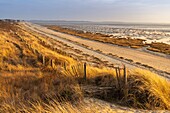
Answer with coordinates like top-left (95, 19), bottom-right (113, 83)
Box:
top-left (0, 0), bottom-right (170, 23)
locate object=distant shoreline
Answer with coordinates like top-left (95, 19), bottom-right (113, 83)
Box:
top-left (44, 25), bottom-right (170, 55)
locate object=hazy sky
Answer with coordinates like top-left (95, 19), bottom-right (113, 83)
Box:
top-left (0, 0), bottom-right (170, 23)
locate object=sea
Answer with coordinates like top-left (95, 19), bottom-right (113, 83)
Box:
top-left (31, 21), bottom-right (170, 44)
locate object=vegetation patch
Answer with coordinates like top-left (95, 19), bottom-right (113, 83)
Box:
top-left (148, 42), bottom-right (170, 54)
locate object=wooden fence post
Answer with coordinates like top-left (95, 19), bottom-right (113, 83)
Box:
top-left (35, 50), bottom-right (39, 55)
top-left (38, 53), bottom-right (42, 62)
top-left (123, 65), bottom-right (128, 101)
top-left (42, 55), bottom-right (45, 66)
top-left (52, 59), bottom-right (55, 68)
top-left (33, 49), bottom-right (36, 54)
top-left (84, 62), bottom-right (87, 80)
top-left (115, 67), bottom-right (120, 89)
top-left (124, 66), bottom-right (127, 87)
top-left (64, 62), bottom-right (67, 70)
top-left (50, 59), bottom-right (55, 68)
top-left (23, 57), bottom-right (26, 66)
top-left (29, 45), bottom-right (31, 49)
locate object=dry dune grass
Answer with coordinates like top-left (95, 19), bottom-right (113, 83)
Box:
top-left (126, 69), bottom-right (170, 110)
top-left (63, 64), bottom-right (170, 110)
top-left (62, 62), bottom-right (115, 78)
top-left (0, 68), bottom-right (170, 112)
top-left (0, 20), bottom-right (170, 112)
top-left (0, 72), bottom-right (83, 112)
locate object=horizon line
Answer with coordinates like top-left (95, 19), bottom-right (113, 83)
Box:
top-left (1, 18), bottom-right (170, 25)
top-left (28, 19), bottom-right (170, 25)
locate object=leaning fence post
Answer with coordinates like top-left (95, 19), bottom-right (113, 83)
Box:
top-left (124, 65), bottom-right (127, 86)
top-left (50, 59), bottom-right (55, 68)
top-left (123, 65), bottom-right (128, 101)
top-left (84, 62), bottom-right (87, 80)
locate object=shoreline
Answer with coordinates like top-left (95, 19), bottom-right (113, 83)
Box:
top-left (45, 25), bottom-right (170, 55)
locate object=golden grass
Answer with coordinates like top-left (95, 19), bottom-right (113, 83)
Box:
top-left (0, 67), bottom-right (170, 112)
top-left (127, 69), bottom-right (170, 110)
top-left (0, 72), bottom-right (83, 112)
top-left (62, 62), bottom-right (115, 78)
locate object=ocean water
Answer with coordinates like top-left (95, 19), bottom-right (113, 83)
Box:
top-left (33, 21), bottom-right (170, 44)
